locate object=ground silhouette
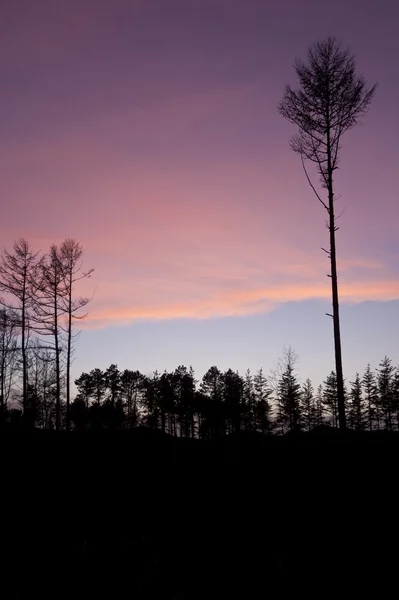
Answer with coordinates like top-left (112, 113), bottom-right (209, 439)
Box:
top-left (2, 426), bottom-right (398, 598)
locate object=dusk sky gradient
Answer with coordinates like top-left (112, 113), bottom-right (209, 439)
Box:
top-left (1, 0), bottom-right (398, 388)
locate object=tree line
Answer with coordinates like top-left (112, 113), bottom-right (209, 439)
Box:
top-left (71, 353), bottom-right (399, 435)
top-left (4, 342), bottom-right (396, 435)
top-left (0, 238), bottom-right (93, 430)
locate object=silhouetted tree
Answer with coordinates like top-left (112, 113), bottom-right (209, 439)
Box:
top-left (0, 239), bottom-right (43, 423)
top-left (223, 369), bottom-right (244, 435)
top-left (75, 372), bottom-right (95, 408)
top-left (174, 365), bottom-right (196, 438)
top-left (140, 371), bottom-right (160, 429)
top-left (314, 384), bottom-right (324, 426)
top-left (253, 368), bottom-right (273, 434)
top-left (90, 368), bottom-right (107, 405)
top-left (323, 371), bottom-right (339, 427)
top-left (348, 373), bottom-right (366, 431)
top-left (301, 378), bottom-right (316, 431)
top-left (276, 348), bottom-right (302, 433)
top-left (36, 245), bottom-right (67, 431)
top-left (242, 369), bottom-right (255, 431)
top-left (59, 239), bottom-right (93, 430)
top-left (362, 364), bottom-right (379, 431)
top-left (200, 366), bottom-right (224, 437)
top-left (159, 371), bottom-right (177, 435)
top-left (120, 369), bottom-right (145, 428)
top-left (104, 364), bottom-right (121, 408)
top-left (0, 309), bottom-right (18, 423)
top-left (392, 369), bottom-right (399, 431)
top-left (377, 357), bottom-right (396, 431)
top-left (192, 389), bottom-right (208, 439)
top-left (279, 38), bottom-right (376, 430)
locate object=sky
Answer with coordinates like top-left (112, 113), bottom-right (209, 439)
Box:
top-left (1, 0), bottom-right (398, 389)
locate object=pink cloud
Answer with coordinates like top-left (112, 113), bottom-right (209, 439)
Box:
top-left (83, 276), bottom-right (399, 329)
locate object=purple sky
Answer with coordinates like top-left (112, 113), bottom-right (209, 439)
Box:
top-left (1, 0), bottom-right (398, 387)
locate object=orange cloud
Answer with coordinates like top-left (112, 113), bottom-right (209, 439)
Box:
top-left (82, 276), bottom-right (399, 329)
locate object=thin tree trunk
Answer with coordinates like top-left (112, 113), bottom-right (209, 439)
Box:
top-left (54, 291), bottom-right (61, 432)
top-left (65, 268), bottom-right (72, 431)
top-left (0, 332), bottom-right (5, 424)
top-left (21, 283), bottom-right (28, 427)
top-left (327, 125), bottom-right (346, 431)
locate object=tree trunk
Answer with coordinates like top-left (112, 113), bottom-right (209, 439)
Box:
top-left (65, 268), bottom-right (73, 431)
top-left (21, 283), bottom-right (28, 427)
top-left (54, 293), bottom-right (61, 432)
top-left (327, 126), bottom-right (346, 431)
top-left (0, 333), bottom-right (5, 424)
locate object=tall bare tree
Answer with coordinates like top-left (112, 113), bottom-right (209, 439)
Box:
top-left (59, 239), bottom-right (93, 430)
top-left (279, 37), bottom-right (376, 429)
top-left (0, 309), bottom-right (19, 421)
top-left (35, 245), bottom-right (68, 430)
top-left (0, 239), bottom-right (43, 422)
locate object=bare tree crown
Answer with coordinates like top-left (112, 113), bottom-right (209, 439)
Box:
top-left (279, 37), bottom-right (376, 183)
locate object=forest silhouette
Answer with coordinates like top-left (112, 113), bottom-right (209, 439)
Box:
top-left (1, 37), bottom-right (398, 599)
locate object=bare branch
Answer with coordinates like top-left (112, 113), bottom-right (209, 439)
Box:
top-left (301, 155), bottom-right (329, 211)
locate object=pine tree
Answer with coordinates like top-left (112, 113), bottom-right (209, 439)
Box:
top-left (253, 368), bottom-right (273, 434)
top-left (222, 369), bottom-right (244, 435)
top-left (362, 364), bottom-right (379, 431)
top-left (90, 368), bottom-right (107, 405)
top-left (104, 364), bottom-right (121, 408)
top-left (142, 371), bottom-right (161, 429)
top-left (159, 371), bottom-right (176, 435)
top-left (74, 372), bottom-right (94, 408)
top-left (314, 384), bottom-right (324, 427)
top-left (174, 365), bottom-right (196, 438)
top-left (323, 372), bottom-right (338, 428)
top-left (276, 350), bottom-right (302, 433)
top-left (120, 369), bottom-right (145, 428)
top-left (242, 369), bottom-right (255, 431)
top-left (348, 373), bottom-right (366, 431)
top-left (301, 379), bottom-right (316, 431)
top-left (392, 369), bottom-right (399, 431)
top-left (377, 357), bottom-right (396, 431)
top-left (200, 366), bottom-right (224, 437)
